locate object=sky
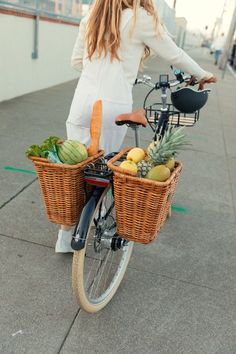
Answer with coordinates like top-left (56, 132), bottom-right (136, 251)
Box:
top-left (165, 0), bottom-right (235, 34)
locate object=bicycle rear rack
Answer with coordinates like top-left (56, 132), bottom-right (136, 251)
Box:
top-left (84, 159), bottom-right (112, 187)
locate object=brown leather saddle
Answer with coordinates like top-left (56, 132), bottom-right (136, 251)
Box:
top-left (115, 108), bottom-right (147, 127)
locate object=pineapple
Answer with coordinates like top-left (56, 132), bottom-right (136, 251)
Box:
top-left (148, 127), bottom-right (190, 165)
top-left (147, 140), bottom-right (159, 155)
top-left (137, 160), bottom-right (153, 177)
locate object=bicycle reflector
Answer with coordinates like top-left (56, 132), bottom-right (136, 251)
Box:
top-left (171, 87), bottom-right (209, 113)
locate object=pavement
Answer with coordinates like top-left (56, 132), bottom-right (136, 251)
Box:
top-left (0, 47), bottom-right (236, 354)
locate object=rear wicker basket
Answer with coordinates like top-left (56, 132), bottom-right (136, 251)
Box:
top-left (107, 147), bottom-right (182, 244)
top-left (29, 151), bottom-right (103, 226)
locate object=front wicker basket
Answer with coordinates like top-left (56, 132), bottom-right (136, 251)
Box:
top-left (107, 147), bottom-right (183, 244)
top-left (29, 151), bottom-right (103, 226)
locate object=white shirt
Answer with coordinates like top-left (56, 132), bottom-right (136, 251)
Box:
top-left (71, 8), bottom-right (208, 83)
top-left (212, 36), bottom-right (226, 51)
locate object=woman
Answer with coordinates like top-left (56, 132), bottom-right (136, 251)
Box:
top-left (56, 0), bottom-right (217, 253)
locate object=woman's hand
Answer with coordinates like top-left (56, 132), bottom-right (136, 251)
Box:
top-left (187, 73), bottom-right (217, 90)
top-left (199, 73), bottom-right (217, 90)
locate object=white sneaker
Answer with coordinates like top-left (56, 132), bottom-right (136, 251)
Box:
top-left (55, 229), bottom-right (74, 253)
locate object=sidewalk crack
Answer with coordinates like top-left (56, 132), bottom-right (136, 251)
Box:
top-left (57, 308), bottom-right (81, 354)
top-left (0, 233), bottom-right (54, 249)
top-left (127, 264), bottom-right (236, 296)
top-left (0, 178), bottom-right (37, 209)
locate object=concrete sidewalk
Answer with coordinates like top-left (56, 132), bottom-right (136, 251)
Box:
top-left (0, 48), bottom-right (236, 354)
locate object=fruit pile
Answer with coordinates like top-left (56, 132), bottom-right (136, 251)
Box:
top-left (119, 127), bottom-right (189, 182)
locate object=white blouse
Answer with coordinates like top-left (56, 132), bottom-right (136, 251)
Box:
top-left (71, 8), bottom-right (208, 84)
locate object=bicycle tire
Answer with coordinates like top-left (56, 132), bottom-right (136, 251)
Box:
top-left (72, 185), bottom-right (133, 313)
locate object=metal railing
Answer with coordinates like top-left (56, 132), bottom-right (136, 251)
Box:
top-left (0, 0), bottom-right (91, 59)
top-left (0, 0), bottom-right (91, 22)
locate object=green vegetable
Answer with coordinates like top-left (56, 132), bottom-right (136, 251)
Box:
top-left (40, 136), bottom-right (60, 154)
top-left (25, 144), bottom-right (42, 157)
top-left (26, 136), bottom-right (61, 158)
top-left (47, 145), bottom-right (63, 164)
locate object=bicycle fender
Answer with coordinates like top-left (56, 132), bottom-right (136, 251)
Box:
top-left (71, 188), bottom-right (104, 251)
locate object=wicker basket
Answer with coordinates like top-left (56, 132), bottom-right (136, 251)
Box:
top-left (107, 147), bottom-right (182, 244)
top-left (29, 151), bottom-right (103, 226)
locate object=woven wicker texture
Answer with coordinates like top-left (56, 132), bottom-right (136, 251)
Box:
top-left (30, 151), bottom-right (103, 226)
top-left (107, 147), bottom-right (182, 244)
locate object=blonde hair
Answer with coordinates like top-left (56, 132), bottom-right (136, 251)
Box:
top-left (85, 0), bottom-right (159, 62)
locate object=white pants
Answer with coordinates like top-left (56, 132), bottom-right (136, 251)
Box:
top-left (66, 100), bottom-right (132, 155)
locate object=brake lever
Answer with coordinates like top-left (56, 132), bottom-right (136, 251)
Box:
top-left (186, 75), bottom-right (198, 86)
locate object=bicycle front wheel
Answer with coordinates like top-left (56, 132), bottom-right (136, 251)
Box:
top-left (72, 186), bottom-right (133, 313)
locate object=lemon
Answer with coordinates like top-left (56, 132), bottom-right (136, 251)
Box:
top-left (119, 160), bottom-right (138, 174)
top-left (127, 148), bottom-right (145, 163)
top-left (145, 165), bottom-right (170, 182)
top-left (165, 158), bottom-right (175, 171)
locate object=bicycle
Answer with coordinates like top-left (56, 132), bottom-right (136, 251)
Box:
top-left (71, 70), bottom-right (209, 313)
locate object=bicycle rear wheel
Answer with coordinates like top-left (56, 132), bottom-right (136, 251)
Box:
top-left (72, 185), bottom-right (133, 313)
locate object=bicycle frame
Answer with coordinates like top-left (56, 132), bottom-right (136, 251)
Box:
top-left (155, 77), bottom-right (171, 138)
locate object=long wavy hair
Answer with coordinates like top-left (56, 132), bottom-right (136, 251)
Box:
top-left (85, 0), bottom-right (159, 62)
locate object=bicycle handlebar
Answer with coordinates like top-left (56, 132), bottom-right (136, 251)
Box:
top-left (135, 73), bottom-right (194, 89)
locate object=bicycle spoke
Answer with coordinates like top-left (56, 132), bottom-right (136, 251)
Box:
top-left (89, 249), bottom-right (112, 298)
top-left (103, 251), bottom-right (116, 292)
top-left (85, 254), bottom-right (101, 291)
top-left (84, 232), bottom-right (104, 290)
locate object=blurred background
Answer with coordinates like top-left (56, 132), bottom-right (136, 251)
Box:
top-left (0, 0), bottom-right (236, 102)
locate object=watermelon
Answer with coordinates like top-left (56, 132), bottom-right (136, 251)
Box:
top-left (57, 140), bottom-right (88, 165)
